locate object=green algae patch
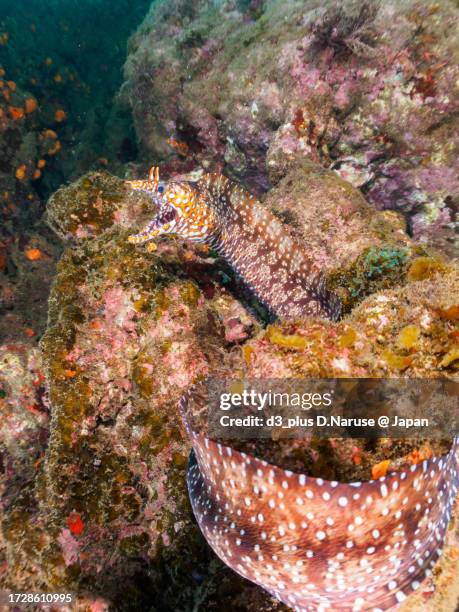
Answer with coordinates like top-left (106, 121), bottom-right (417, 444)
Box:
top-left (329, 246), bottom-right (410, 312)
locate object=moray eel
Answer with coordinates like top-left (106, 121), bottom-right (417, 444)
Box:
top-left (128, 169), bottom-right (458, 610)
top-left (127, 167), bottom-right (341, 321)
top-left (181, 385), bottom-right (459, 612)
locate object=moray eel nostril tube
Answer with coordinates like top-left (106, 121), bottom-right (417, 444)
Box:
top-left (180, 385), bottom-right (459, 612)
top-left (126, 166), bottom-right (341, 321)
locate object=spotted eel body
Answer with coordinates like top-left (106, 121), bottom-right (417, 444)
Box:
top-left (128, 169), bottom-right (458, 610)
top-left (181, 385), bottom-right (459, 612)
top-left (127, 167), bottom-right (341, 321)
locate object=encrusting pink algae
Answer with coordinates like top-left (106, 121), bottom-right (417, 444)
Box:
top-left (0, 0), bottom-right (458, 610)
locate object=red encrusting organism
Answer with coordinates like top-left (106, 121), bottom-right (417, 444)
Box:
top-left (66, 512), bottom-right (84, 536)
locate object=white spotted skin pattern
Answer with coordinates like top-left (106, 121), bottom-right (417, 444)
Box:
top-left (180, 390), bottom-right (459, 611)
top-left (130, 172), bottom-right (341, 321)
top-left (196, 174), bottom-right (341, 321)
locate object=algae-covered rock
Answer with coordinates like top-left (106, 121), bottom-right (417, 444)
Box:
top-left (37, 234), bottom-right (230, 601)
top-left (244, 267), bottom-right (458, 380)
top-left (2, 143), bottom-right (457, 610)
top-left (265, 158), bottom-right (411, 271)
top-left (1, 171), bottom-right (287, 609)
top-left (123, 0), bottom-right (458, 249)
top-left (0, 343), bottom-right (51, 593)
top-left (0, 344), bottom-right (48, 495)
top-left (46, 171), bottom-right (147, 240)
top-left (261, 157), bottom-right (418, 310)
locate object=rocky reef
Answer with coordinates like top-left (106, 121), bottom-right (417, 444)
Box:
top-left (1, 171), bottom-right (282, 610)
top-left (0, 158), bottom-right (456, 609)
top-left (123, 0), bottom-right (458, 253)
top-left (0, 65), bottom-right (62, 343)
top-left (0, 0), bottom-right (458, 610)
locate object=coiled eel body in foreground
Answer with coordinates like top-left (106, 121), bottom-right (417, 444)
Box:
top-left (127, 167), bottom-right (341, 321)
top-left (127, 169), bottom-right (458, 610)
top-left (180, 385), bottom-right (459, 612)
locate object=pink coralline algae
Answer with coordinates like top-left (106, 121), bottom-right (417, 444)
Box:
top-left (123, 0), bottom-right (458, 249)
top-left (58, 529), bottom-right (81, 566)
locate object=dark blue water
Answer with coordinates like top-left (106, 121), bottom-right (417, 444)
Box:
top-left (0, 0), bottom-right (151, 192)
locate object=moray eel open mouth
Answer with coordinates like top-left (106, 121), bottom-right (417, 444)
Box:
top-left (126, 166), bottom-right (184, 244)
top-left (127, 200), bottom-right (179, 244)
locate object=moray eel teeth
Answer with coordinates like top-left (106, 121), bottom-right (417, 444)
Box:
top-left (180, 384), bottom-right (459, 612)
top-left (127, 167), bottom-right (341, 321)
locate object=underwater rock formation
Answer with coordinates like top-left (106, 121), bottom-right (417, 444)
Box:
top-left (245, 267), bottom-right (459, 380)
top-left (0, 1), bottom-right (457, 608)
top-left (0, 344), bottom-right (48, 500)
top-left (123, 0), bottom-right (458, 249)
top-left (0, 343), bottom-right (51, 594)
top-left (1, 161), bottom-right (457, 609)
top-left (3, 170), bottom-right (288, 609)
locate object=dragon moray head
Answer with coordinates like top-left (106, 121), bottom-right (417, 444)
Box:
top-left (127, 166), bottom-right (214, 246)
